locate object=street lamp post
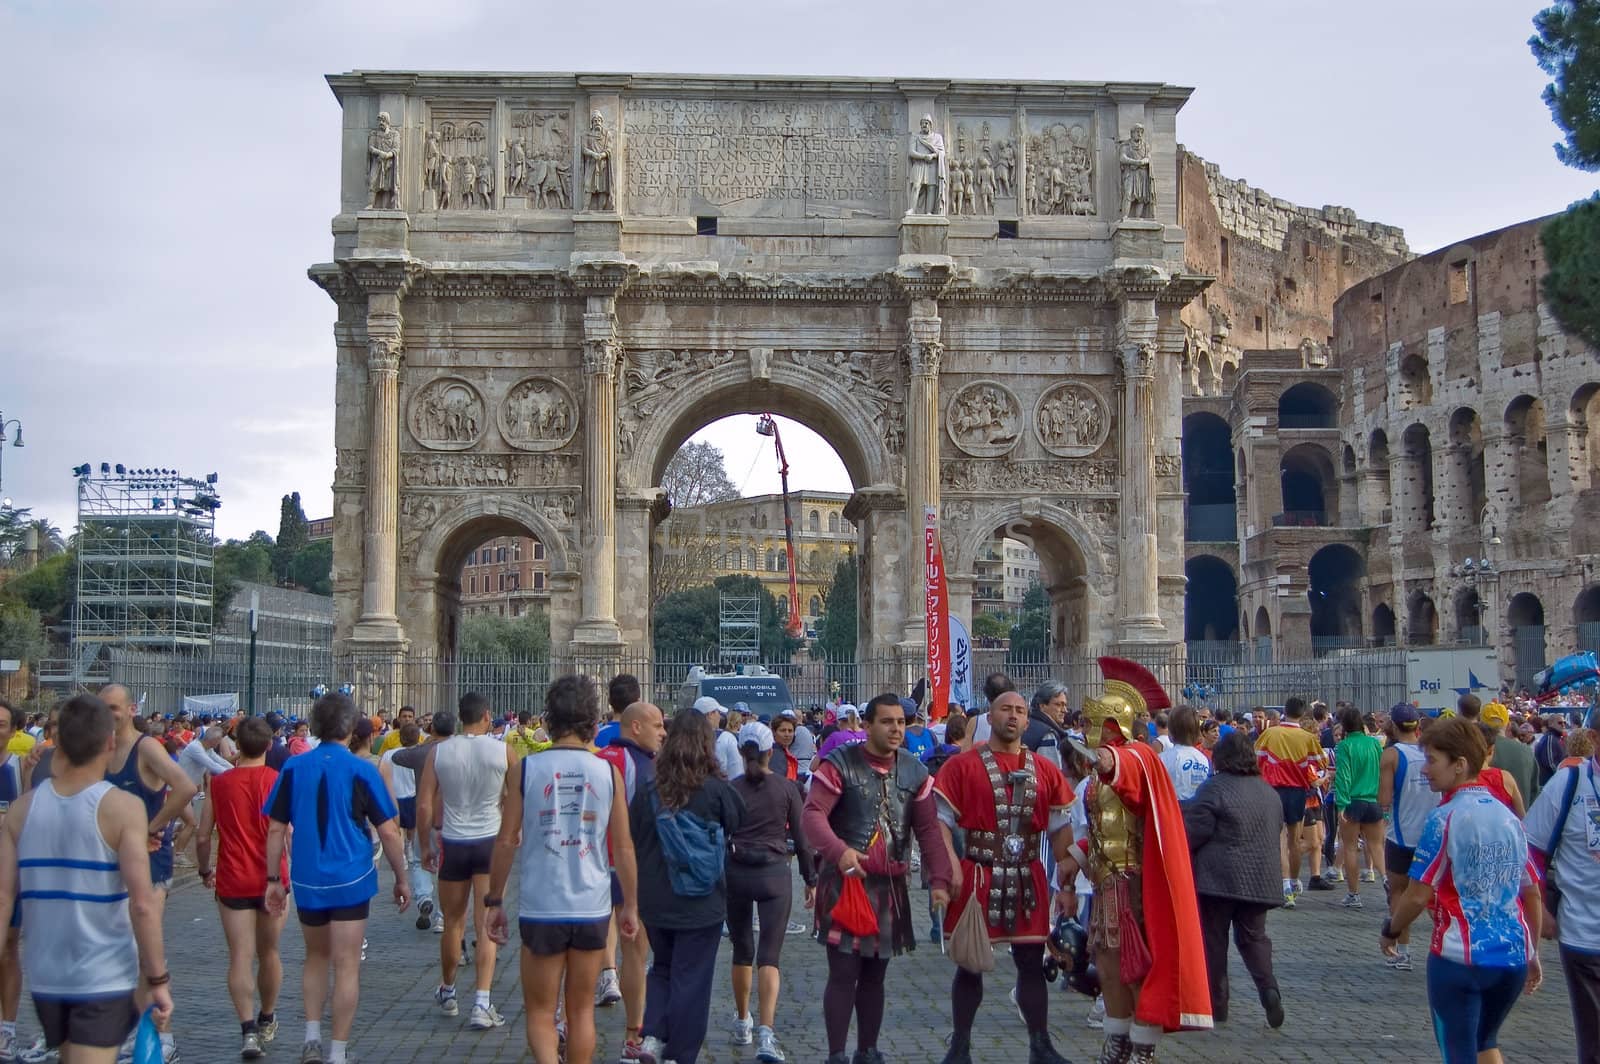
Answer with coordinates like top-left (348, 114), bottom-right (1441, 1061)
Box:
top-left (0, 412), bottom-right (24, 499)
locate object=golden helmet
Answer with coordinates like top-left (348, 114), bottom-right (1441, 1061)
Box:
top-left (1083, 656), bottom-right (1170, 748)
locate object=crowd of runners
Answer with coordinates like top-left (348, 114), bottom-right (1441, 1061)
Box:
top-left (0, 669), bottom-right (1596, 1064)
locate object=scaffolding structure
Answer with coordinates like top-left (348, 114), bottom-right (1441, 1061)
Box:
top-left (70, 465), bottom-right (221, 672)
top-left (719, 592), bottom-right (761, 661)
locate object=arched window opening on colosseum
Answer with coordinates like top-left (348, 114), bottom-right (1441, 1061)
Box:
top-left (1371, 603), bottom-right (1397, 647)
top-left (1308, 544), bottom-right (1364, 653)
top-left (1367, 429), bottom-right (1392, 523)
top-left (1505, 395), bottom-right (1551, 508)
top-left (1570, 384), bottom-right (1600, 494)
top-left (1183, 413), bottom-right (1235, 541)
top-left (1507, 591), bottom-right (1547, 687)
top-left (1184, 555), bottom-right (1239, 652)
top-left (1278, 382), bottom-right (1337, 430)
top-left (1574, 585), bottom-right (1600, 654)
top-left (1406, 590), bottom-right (1438, 646)
top-left (1397, 353), bottom-right (1432, 409)
top-left (1278, 444), bottom-right (1337, 527)
top-left (1447, 408), bottom-right (1488, 526)
top-left (1453, 587), bottom-right (1485, 646)
top-left (1251, 606), bottom-right (1274, 661)
top-left (1220, 359), bottom-right (1239, 393)
top-left (1401, 424), bottom-right (1436, 531)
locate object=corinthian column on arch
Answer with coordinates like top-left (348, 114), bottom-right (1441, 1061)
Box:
top-left (902, 297), bottom-right (943, 647)
top-left (572, 297), bottom-right (624, 650)
top-left (351, 289), bottom-right (408, 649)
top-left (1115, 297), bottom-right (1166, 643)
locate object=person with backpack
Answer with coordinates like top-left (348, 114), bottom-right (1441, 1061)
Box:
top-left (632, 711), bottom-right (745, 1064)
top-left (1523, 735), bottom-right (1600, 1064)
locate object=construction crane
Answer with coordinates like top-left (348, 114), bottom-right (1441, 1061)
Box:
top-left (756, 413), bottom-right (805, 638)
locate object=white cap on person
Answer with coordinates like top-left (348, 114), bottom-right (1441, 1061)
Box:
top-left (738, 721), bottom-right (774, 752)
top-left (694, 695), bottom-right (727, 717)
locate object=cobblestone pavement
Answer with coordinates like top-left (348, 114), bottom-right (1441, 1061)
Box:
top-left (13, 865), bottom-right (1579, 1063)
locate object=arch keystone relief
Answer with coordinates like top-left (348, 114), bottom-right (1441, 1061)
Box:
top-left (318, 70), bottom-right (1203, 663)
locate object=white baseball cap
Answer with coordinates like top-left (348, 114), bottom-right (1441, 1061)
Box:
top-left (738, 721), bottom-right (775, 752)
top-left (693, 695), bottom-right (727, 717)
top-left (838, 703), bottom-right (861, 719)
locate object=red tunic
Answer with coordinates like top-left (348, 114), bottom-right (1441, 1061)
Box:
top-left (933, 747), bottom-right (1072, 943)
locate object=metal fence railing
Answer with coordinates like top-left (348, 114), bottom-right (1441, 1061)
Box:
top-left (94, 643), bottom-right (1408, 720)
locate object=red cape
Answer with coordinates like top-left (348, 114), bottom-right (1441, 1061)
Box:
top-left (1102, 740), bottom-right (1213, 1032)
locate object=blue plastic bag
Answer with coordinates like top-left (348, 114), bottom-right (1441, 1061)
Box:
top-left (132, 1007), bottom-right (162, 1064)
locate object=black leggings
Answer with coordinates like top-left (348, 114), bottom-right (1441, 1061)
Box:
top-left (727, 863), bottom-right (793, 969)
top-left (823, 946), bottom-right (890, 1055)
top-left (952, 942), bottom-right (1049, 1037)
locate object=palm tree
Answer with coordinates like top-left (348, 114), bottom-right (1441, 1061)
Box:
top-left (26, 519), bottom-right (65, 559)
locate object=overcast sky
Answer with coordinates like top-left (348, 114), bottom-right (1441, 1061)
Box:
top-left (1, 0), bottom-right (1591, 541)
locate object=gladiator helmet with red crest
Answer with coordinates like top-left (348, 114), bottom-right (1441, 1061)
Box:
top-left (1083, 656), bottom-right (1170, 748)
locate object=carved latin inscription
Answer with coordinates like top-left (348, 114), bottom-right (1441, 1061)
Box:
top-left (624, 97), bottom-right (904, 218)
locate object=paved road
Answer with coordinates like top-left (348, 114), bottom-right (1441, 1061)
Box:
top-left (12, 865), bottom-right (1580, 1063)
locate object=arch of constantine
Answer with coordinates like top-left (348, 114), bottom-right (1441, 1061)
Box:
top-left (310, 71), bottom-right (1207, 671)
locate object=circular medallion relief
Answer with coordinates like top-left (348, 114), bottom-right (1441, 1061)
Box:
top-left (946, 380), bottom-right (1023, 458)
top-left (498, 376), bottom-right (579, 452)
top-left (1034, 382), bottom-right (1110, 457)
top-left (408, 376), bottom-right (486, 451)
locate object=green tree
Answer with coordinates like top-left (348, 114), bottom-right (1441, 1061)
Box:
top-left (653, 442), bottom-right (743, 606)
top-left (0, 551), bottom-right (73, 628)
top-left (271, 493), bottom-right (309, 584)
top-left (1532, 1), bottom-right (1600, 170)
top-left (0, 504), bottom-right (32, 563)
top-left (1541, 193), bottom-right (1600, 351)
top-left (0, 601), bottom-right (46, 664)
top-left (814, 555), bottom-right (858, 660)
top-left (458, 611), bottom-right (551, 659)
top-left (1007, 580), bottom-right (1051, 661)
top-left (653, 574), bottom-right (802, 661)
top-left (972, 610), bottom-right (1012, 643)
top-left (291, 540), bottom-right (333, 597)
top-left (1532, 3), bottom-right (1600, 349)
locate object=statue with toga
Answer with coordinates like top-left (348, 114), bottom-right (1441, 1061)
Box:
top-left (906, 113), bottom-right (948, 216)
top-left (367, 111), bottom-right (401, 210)
top-left (582, 111), bottom-right (614, 212)
top-left (1119, 122), bottom-right (1155, 221)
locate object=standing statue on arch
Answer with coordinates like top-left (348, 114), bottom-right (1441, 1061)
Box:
top-left (582, 110), bottom-right (614, 212)
top-left (907, 114), bottom-right (948, 216)
top-left (1118, 124), bottom-right (1155, 221)
top-left (367, 111), bottom-right (401, 209)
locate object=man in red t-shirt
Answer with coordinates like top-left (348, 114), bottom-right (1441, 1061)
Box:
top-left (933, 691), bottom-right (1074, 1064)
top-left (197, 717), bottom-right (289, 1060)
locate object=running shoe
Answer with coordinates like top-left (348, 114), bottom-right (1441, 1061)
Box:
top-left (435, 985), bottom-right (459, 1017)
top-left (755, 1026), bottom-right (785, 1063)
top-left (595, 968), bottom-right (622, 1007)
top-left (240, 1032), bottom-right (264, 1060)
top-left (299, 1042), bottom-right (323, 1064)
top-left (1281, 888), bottom-right (1296, 910)
top-left (1306, 875), bottom-right (1334, 891)
top-left (620, 1036), bottom-right (648, 1062)
top-left (0, 1026), bottom-right (14, 1064)
top-left (258, 1018), bottom-right (278, 1044)
top-left (1361, 869), bottom-right (1377, 883)
top-left (17, 1036), bottom-right (56, 1064)
top-left (1324, 866), bottom-right (1345, 883)
top-left (416, 897), bottom-right (435, 931)
top-left (469, 1003), bottom-right (507, 1030)
top-left (1341, 893), bottom-right (1364, 909)
top-left (731, 1015), bottom-right (754, 1045)
top-left (637, 1036), bottom-right (665, 1064)
top-left (1085, 997), bottom-right (1106, 1029)
top-left (430, 910), bottom-right (444, 934)
top-left (1384, 950), bottom-right (1413, 971)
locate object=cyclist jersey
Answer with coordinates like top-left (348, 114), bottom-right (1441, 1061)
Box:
top-left (1410, 784), bottom-right (1537, 967)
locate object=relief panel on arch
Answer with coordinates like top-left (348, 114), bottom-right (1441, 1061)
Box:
top-left (1024, 114), bottom-right (1099, 217)
top-left (946, 115), bottom-right (1016, 218)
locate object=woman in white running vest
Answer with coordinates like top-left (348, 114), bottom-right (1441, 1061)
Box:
top-left (1378, 704), bottom-right (1440, 970)
top-left (486, 675), bottom-right (639, 1064)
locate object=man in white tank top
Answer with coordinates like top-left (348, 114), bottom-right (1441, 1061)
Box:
top-left (417, 692), bottom-right (518, 1031)
top-left (485, 674), bottom-right (639, 1064)
top-left (1377, 703), bottom-right (1440, 971)
top-left (0, 693), bottom-right (173, 1062)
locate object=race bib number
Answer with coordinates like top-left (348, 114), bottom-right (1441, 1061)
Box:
top-left (1585, 797), bottom-right (1600, 854)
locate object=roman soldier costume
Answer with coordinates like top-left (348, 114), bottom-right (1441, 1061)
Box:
top-left (803, 737), bottom-right (952, 1064)
top-left (1078, 657), bottom-right (1212, 1064)
top-left (934, 742), bottom-right (1075, 1063)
